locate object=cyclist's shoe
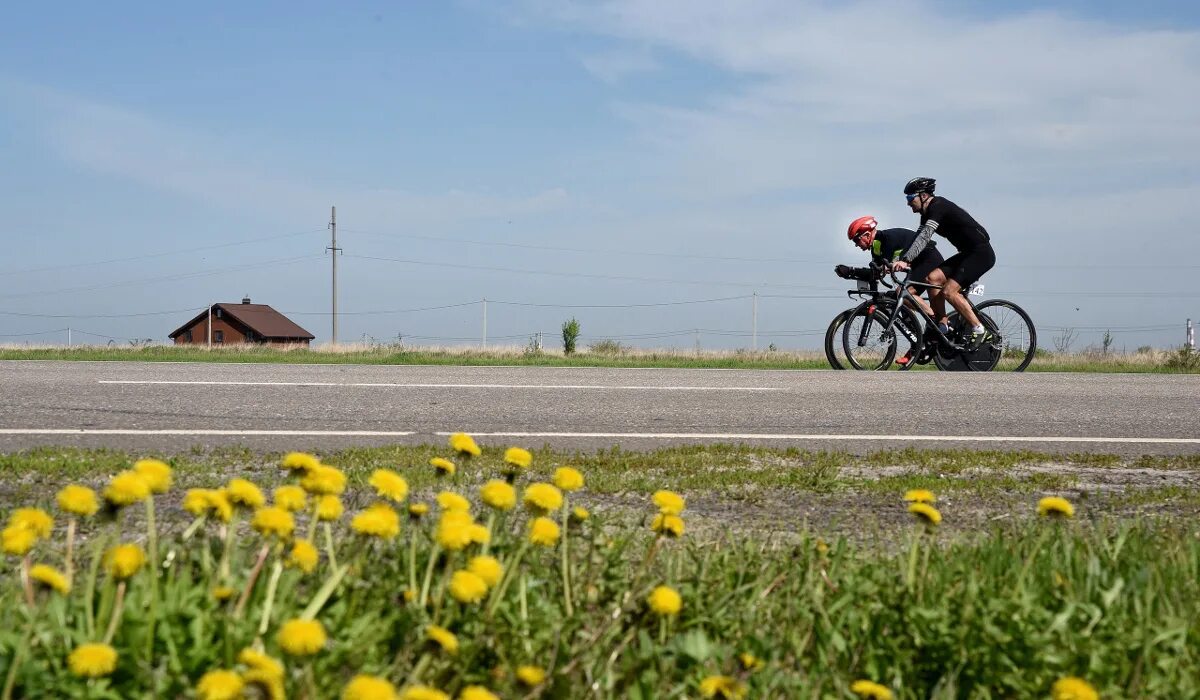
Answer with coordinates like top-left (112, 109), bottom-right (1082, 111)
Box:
top-left (896, 350), bottom-right (916, 366)
top-left (968, 328), bottom-right (996, 351)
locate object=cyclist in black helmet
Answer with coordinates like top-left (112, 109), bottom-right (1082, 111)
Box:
top-left (892, 177), bottom-right (996, 349)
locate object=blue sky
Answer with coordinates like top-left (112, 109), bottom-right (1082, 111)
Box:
top-left (2, 1), bottom-right (1198, 350)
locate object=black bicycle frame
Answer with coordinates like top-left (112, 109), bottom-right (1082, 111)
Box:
top-left (854, 269), bottom-right (983, 353)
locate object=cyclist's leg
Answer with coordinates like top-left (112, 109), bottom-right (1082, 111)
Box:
top-left (925, 266), bottom-right (950, 325)
top-left (905, 247), bottom-right (943, 319)
top-left (943, 245), bottom-right (996, 333)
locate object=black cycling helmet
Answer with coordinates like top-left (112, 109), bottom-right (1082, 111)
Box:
top-left (903, 177), bottom-right (936, 196)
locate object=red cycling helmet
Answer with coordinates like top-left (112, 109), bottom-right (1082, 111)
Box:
top-left (847, 216), bottom-right (878, 245)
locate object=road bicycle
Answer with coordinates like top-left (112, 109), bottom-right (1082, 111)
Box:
top-left (840, 268), bottom-right (1037, 371)
top-left (824, 270), bottom-right (918, 371)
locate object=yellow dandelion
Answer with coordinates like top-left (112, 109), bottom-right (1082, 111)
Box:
top-left (276, 618), bottom-right (326, 656)
top-left (467, 555), bottom-right (503, 588)
top-left (448, 570), bottom-right (489, 604)
top-left (651, 513), bottom-right (685, 538)
top-left (316, 494), bottom-right (344, 521)
top-left (903, 489), bottom-right (936, 504)
top-left (1038, 496), bottom-right (1075, 518)
top-left (436, 511), bottom-right (475, 551)
top-left (503, 446), bottom-right (532, 470)
top-left (448, 432), bottom-right (482, 457)
top-left (352, 504), bottom-right (401, 540)
top-left (408, 502), bottom-right (430, 519)
top-left (1051, 676), bottom-right (1098, 700)
top-left (212, 586), bottom-right (237, 602)
top-left (908, 502), bottom-right (942, 526)
top-left (105, 543), bottom-right (146, 579)
top-left (273, 485), bottom-right (308, 512)
top-left (402, 589), bottom-right (416, 603)
top-left (523, 483), bottom-right (563, 514)
top-left (528, 516), bottom-right (560, 546)
top-left (459, 686), bottom-right (499, 700)
top-left (652, 490), bottom-right (685, 515)
top-left (243, 669), bottom-right (286, 700)
top-left (67, 642), bottom-right (118, 678)
top-left (227, 478), bottom-right (266, 508)
top-left (738, 652), bottom-right (765, 672)
top-left (850, 680), bottom-right (894, 700)
top-left (401, 686), bottom-right (450, 700)
top-left (699, 675), bottom-right (747, 699)
top-left (196, 669), bottom-right (244, 700)
top-left (133, 458), bottom-right (172, 494)
top-left (468, 524), bottom-right (490, 545)
top-left (343, 674), bottom-right (397, 700)
top-left (57, 485), bottom-right (100, 517)
top-left (207, 490), bottom-right (234, 522)
top-left (426, 625), bottom-right (459, 655)
top-left (436, 491), bottom-right (471, 512)
top-left (647, 585), bottom-right (682, 616)
top-left (288, 539), bottom-right (319, 573)
top-left (252, 506), bottom-right (296, 540)
top-left (9, 508), bottom-right (54, 538)
top-left (369, 469), bottom-right (409, 502)
top-left (300, 465), bottom-right (347, 496)
top-left (29, 563), bottom-right (71, 594)
top-left (515, 665), bottom-right (546, 687)
top-left (183, 488), bottom-right (212, 516)
top-left (552, 466), bottom-right (584, 492)
top-left (480, 481), bottom-right (516, 511)
top-left (430, 457), bottom-right (456, 476)
top-left (2, 526), bottom-right (36, 556)
top-left (237, 648), bottom-right (284, 679)
top-left (282, 451), bottom-right (321, 472)
top-left (104, 470), bottom-right (150, 507)
top-left (570, 506), bottom-right (590, 523)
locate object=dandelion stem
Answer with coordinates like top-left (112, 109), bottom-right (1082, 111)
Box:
top-left (301, 563), bottom-right (349, 620)
top-left (103, 581), bottom-right (127, 645)
top-left (322, 522), bottom-right (338, 570)
top-left (19, 555), bottom-right (34, 607)
top-left (407, 653), bottom-right (432, 686)
top-left (234, 544), bottom-right (271, 619)
top-left (218, 512), bottom-right (240, 583)
top-left (1, 604), bottom-right (40, 700)
top-left (560, 502), bottom-right (574, 616)
top-left (65, 518), bottom-right (78, 582)
top-left (906, 533), bottom-right (920, 592)
top-left (418, 543), bottom-right (442, 608)
top-left (407, 527), bottom-right (419, 595)
top-left (482, 512), bottom-right (496, 555)
top-left (84, 527), bottom-right (113, 638)
top-left (257, 559), bottom-right (285, 637)
top-left (144, 497), bottom-right (160, 665)
top-left (486, 540), bottom-right (529, 618)
top-left (306, 501), bottom-right (320, 542)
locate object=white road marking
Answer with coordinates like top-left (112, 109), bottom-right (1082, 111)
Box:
top-left (0, 429), bottom-right (415, 437)
top-left (435, 431), bottom-right (1200, 445)
top-left (97, 380), bottom-right (781, 391)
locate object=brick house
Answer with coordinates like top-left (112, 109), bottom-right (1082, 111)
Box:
top-left (169, 298), bottom-right (315, 347)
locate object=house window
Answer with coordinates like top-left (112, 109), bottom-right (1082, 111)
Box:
top-left (214, 330), bottom-right (224, 344)
top-left (184, 330), bottom-right (193, 342)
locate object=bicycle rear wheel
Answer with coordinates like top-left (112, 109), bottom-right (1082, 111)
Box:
top-left (934, 312), bottom-right (1002, 371)
top-left (841, 301), bottom-right (922, 371)
top-left (974, 299), bottom-right (1036, 372)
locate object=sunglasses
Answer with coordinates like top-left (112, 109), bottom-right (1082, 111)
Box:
top-left (905, 194), bottom-right (920, 203)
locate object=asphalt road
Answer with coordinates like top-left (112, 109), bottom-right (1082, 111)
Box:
top-left (0, 360), bottom-right (1196, 456)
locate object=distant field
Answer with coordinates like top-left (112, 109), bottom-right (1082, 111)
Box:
top-left (2, 343), bottom-right (1198, 373)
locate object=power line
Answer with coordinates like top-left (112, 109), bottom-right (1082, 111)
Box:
top-left (0, 307), bottom-right (206, 319)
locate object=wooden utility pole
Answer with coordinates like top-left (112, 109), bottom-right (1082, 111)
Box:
top-left (327, 206), bottom-right (342, 344)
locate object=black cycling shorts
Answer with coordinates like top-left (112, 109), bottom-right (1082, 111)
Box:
top-left (908, 247), bottom-right (944, 296)
top-left (938, 244), bottom-right (996, 289)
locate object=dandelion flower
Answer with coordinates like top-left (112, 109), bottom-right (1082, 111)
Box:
top-left (343, 674), bottom-right (397, 700)
top-left (503, 446), bottom-right (532, 470)
top-left (448, 432), bottom-right (481, 457)
top-left (316, 495), bottom-right (344, 521)
top-left (243, 669), bottom-right (286, 700)
top-left (1038, 496), bottom-right (1075, 518)
top-left (401, 687), bottom-right (450, 700)
top-left (352, 504), bottom-right (401, 540)
top-left (252, 506), bottom-right (296, 540)
top-left (571, 506), bottom-right (590, 523)
top-left (479, 481), bottom-right (515, 511)
top-left (212, 586), bottom-right (237, 602)
top-left (468, 524), bottom-right (490, 545)
top-left (652, 490), bottom-right (685, 515)
top-left (105, 543), bottom-right (146, 579)
top-left (699, 675), bottom-right (747, 699)
top-left (459, 687), bottom-right (499, 700)
top-left (430, 457), bottom-right (456, 476)
top-left (369, 469), bottom-right (409, 502)
top-left (523, 483), bottom-right (563, 514)
top-left (651, 513), bottom-right (685, 538)
top-left (850, 680), bottom-right (894, 700)
top-left (9, 508), bottom-right (54, 538)
top-left (196, 669), bottom-right (244, 700)
top-left (436, 511), bottom-right (475, 551)
top-left (30, 564), bottom-right (71, 594)
top-left (288, 539), bottom-right (319, 573)
top-left (227, 478), bottom-right (266, 508)
top-left (448, 570), bottom-right (489, 604)
top-left (515, 666), bottom-right (545, 687)
top-left (282, 451), bottom-right (321, 472)
top-left (908, 502), bottom-right (942, 526)
top-left (68, 643), bottom-right (118, 678)
top-left (207, 490), bottom-right (234, 522)
top-left (301, 465), bottom-right (347, 496)
top-left (903, 489), bottom-right (936, 504)
top-left (183, 489), bottom-right (213, 516)
top-left (528, 517), bottom-right (560, 546)
top-left (104, 470), bottom-right (150, 507)
top-left (237, 648), bottom-right (284, 679)
top-left (553, 466), bottom-right (584, 492)
top-left (1051, 677), bottom-right (1098, 700)
top-left (467, 555), bottom-right (503, 588)
top-left (425, 625), bottom-right (459, 655)
top-left (273, 485), bottom-right (308, 512)
top-left (2, 526), bottom-right (37, 556)
top-left (277, 619), bottom-right (326, 656)
top-left (408, 502), bottom-right (430, 519)
top-left (738, 652), bottom-right (765, 672)
top-left (647, 585), bottom-right (682, 616)
top-left (57, 485), bottom-right (99, 517)
top-left (437, 491), bottom-right (471, 512)
top-left (133, 458), bottom-right (173, 494)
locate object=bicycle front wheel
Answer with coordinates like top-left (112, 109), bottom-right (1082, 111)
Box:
top-left (824, 309), bottom-right (853, 370)
top-left (975, 299), bottom-right (1037, 372)
top-left (841, 301), bottom-right (922, 371)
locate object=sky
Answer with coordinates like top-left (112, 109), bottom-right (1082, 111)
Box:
top-left (2, 0), bottom-right (1199, 352)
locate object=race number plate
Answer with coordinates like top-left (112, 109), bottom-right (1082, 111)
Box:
top-left (968, 283), bottom-right (985, 297)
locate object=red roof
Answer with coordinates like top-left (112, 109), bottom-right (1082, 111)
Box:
top-left (169, 303), bottom-right (314, 340)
